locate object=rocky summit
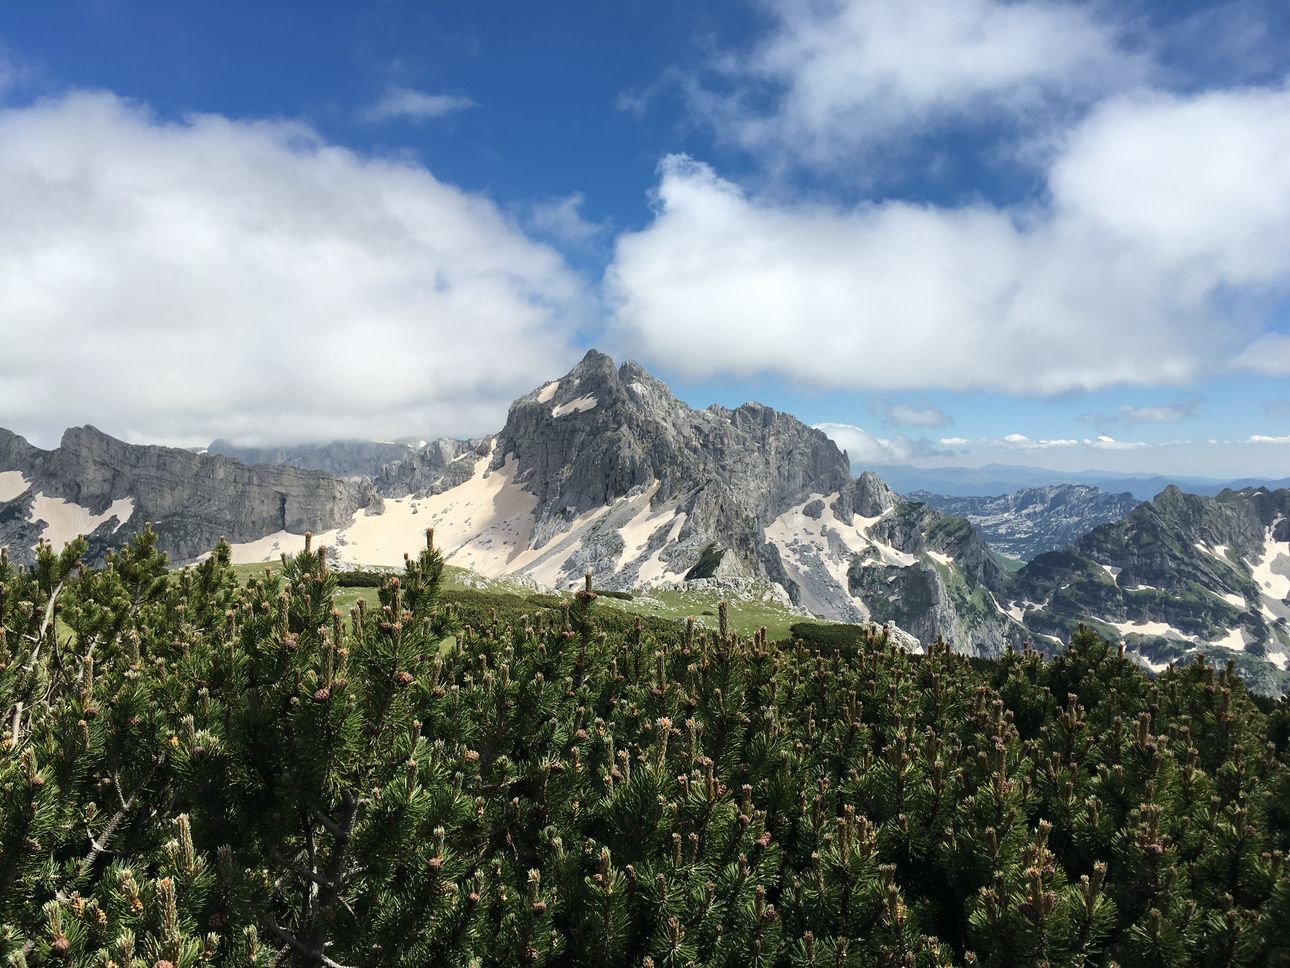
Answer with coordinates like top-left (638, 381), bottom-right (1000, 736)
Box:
top-left (3, 354), bottom-right (1289, 691)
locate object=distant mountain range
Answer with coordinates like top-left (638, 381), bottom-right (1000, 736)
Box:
top-left (911, 485), bottom-right (1141, 560)
top-left (877, 462), bottom-right (1290, 500)
top-left (2, 351), bottom-right (1287, 691)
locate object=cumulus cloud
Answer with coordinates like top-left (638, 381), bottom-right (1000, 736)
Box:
top-left (874, 402), bottom-right (951, 428)
top-left (689, 0), bottom-right (1142, 169)
top-left (0, 92), bottom-right (585, 447)
top-left (813, 422), bottom-right (945, 465)
top-left (1249, 434), bottom-right (1290, 444)
top-left (364, 87), bottom-right (475, 123)
top-left (609, 81), bottom-right (1290, 394)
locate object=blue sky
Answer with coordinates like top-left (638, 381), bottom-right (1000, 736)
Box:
top-left (0, 0), bottom-right (1288, 478)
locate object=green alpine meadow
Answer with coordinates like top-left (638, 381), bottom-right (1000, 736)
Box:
top-left (4, 526), bottom-right (1290, 966)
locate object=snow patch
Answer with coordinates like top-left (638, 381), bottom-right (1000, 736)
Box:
top-left (765, 493), bottom-right (922, 623)
top-left (1132, 654), bottom-right (1171, 674)
top-left (553, 395), bottom-right (598, 417)
top-left (226, 451), bottom-right (541, 575)
top-left (536, 381), bottom-right (559, 403)
top-left (1251, 519), bottom-right (1290, 624)
top-left (1103, 618), bottom-right (1197, 643)
top-left (1195, 542), bottom-right (1231, 563)
top-left (636, 512), bottom-right (689, 586)
top-left (0, 471), bottom-right (30, 503)
top-left (1266, 651), bottom-right (1289, 671)
top-left (613, 484), bottom-right (689, 585)
top-left (927, 551), bottom-right (954, 569)
top-left (1098, 563), bottom-right (1121, 580)
top-left (29, 493), bottom-right (135, 550)
top-left (1210, 625), bottom-right (1254, 652)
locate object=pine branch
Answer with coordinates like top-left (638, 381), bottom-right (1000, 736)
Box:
top-left (265, 919), bottom-right (356, 968)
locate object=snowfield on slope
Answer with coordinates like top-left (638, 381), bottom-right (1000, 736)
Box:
top-left (0, 471), bottom-right (29, 503)
top-left (222, 445), bottom-right (689, 591)
top-left (29, 493), bottom-right (135, 549)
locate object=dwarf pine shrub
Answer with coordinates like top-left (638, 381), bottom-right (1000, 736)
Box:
top-left (1, 526), bottom-right (1288, 966)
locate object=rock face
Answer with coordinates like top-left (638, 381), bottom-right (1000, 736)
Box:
top-left (285, 350), bottom-right (1015, 654)
top-left (375, 438), bottom-right (492, 497)
top-left (207, 439), bottom-right (420, 480)
top-left (0, 426), bottom-right (375, 564)
top-left (1005, 486), bottom-right (1290, 692)
top-left (911, 485), bottom-right (1141, 560)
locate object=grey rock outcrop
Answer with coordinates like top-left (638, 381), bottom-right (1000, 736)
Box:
top-left (477, 350), bottom-right (1015, 653)
top-left (375, 438), bottom-right (491, 497)
top-left (1, 426), bottom-right (374, 564)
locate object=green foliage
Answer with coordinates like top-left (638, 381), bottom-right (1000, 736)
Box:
top-left (2, 530), bottom-right (1290, 966)
top-left (332, 569), bottom-right (387, 588)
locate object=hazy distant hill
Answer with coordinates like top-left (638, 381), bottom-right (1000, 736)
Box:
top-left (878, 462), bottom-right (1290, 500)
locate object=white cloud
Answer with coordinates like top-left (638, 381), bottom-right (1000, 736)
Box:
top-left (364, 87), bottom-right (475, 123)
top-left (1250, 434), bottom-right (1290, 444)
top-left (939, 436), bottom-right (968, 447)
top-left (1091, 435), bottom-right (1151, 451)
top-left (1050, 86), bottom-right (1290, 286)
top-left (692, 0), bottom-right (1141, 168)
top-left (527, 192), bottom-right (608, 247)
top-left (0, 92), bottom-right (586, 447)
top-left (814, 422), bottom-right (943, 465)
top-left (997, 433), bottom-right (1149, 452)
top-left (609, 82), bottom-right (1290, 394)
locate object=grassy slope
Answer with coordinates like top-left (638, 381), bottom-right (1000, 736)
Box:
top-left (221, 561), bottom-right (809, 639)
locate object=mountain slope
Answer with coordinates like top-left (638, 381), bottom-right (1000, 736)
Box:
top-left (911, 485), bottom-right (1141, 559)
top-left (0, 426), bottom-right (374, 563)
top-left (1006, 485), bottom-right (1290, 691)
top-left (215, 351), bottom-right (1017, 653)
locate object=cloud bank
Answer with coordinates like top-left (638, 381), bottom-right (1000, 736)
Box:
top-left (609, 83), bottom-right (1290, 394)
top-left (0, 92), bottom-right (584, 446)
